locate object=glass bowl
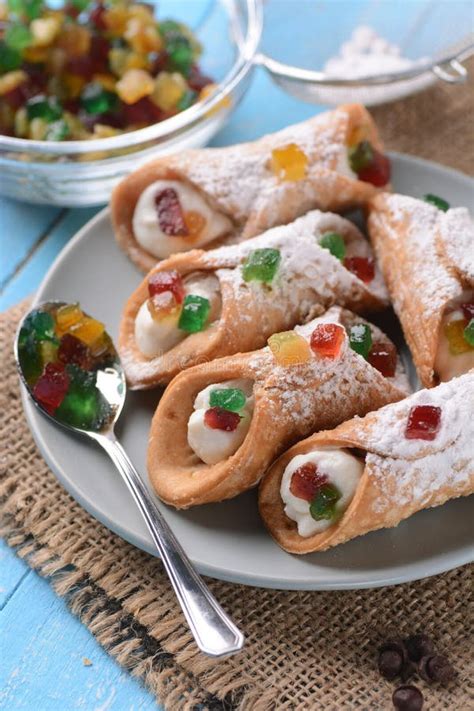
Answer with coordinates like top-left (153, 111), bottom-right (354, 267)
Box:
top-left (0, 0), bottom-right (263, 206)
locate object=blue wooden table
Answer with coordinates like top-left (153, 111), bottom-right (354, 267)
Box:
top-left (1, 2), bottom-right (471, 708)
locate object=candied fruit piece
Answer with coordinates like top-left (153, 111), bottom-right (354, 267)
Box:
top-left (460, 302), bottom-right (474, 322)
top-left (178, 295), bottom-right (210, 333)
top-left (423, 194), bottom-right (450, 212)
top-left (165, 35), bottom-right (194, 76)
top-left (367, 341), bottom-right (397, 377)
top-left (30, 17), bottom-right (61, 47)
top-left (58, 333), bottom-right (92, 369)
top-left (116, 69), bottom-right (154, 104)
top-left (147, 292), bottom-right (181, 322)
top-left (320, 232), bottom-right (346, 261)
top-left (348, 140), bottom-right (390, 187)
top-left (56, 24), bottom-right (91, 58)
top-left (177, 89), bottom-right (196, 111)
top-left (26, 94), bottom-right (63, 122)
top-left (33, 362), bottom-right (70, 415)
top-left (444, 319), bottom-right (472, 355)
top-left (152, 71), bottom-right (186, 111)
top-left (0, 70), bottom-right (27, 97)
top-left (89, 3), bottom-right (107, 30)
top-left (349, 324), bottom-right (372, 359)
top-left (56, 381), bottom-right (110, 431)
top-left (464, 319), bottom-right (474, 347)
top-left (242, 248), bottom-right (281, 283)
top-left (80, 82), bottom-right (118, 114)
top-left (70, 316), bottom-right (105, 346)
top-left (18, 332), bottom-right (42, 384)
top-left (268, 331), bottom-right (311, 366)
top-left (148, 270), bottom-right (185, 303)
top-left (405, 405), bottom-right (441, 441)
top-left (5, 24), bottom-right (33, 51)
top-left (56, 303), bottom-right (84, 333)
top-left (0, 42), bottom-right (22, 73)
top-left (204, 407), bottom-right (241, 432)
top-left (188, 65), bottom-right (213, 92)
top-left (271, 143), bottom-right (308, 182)
top-left (184, 211), bottom-right (206, 238)
top-left (104, 4), bottom-right (129, 35)
top-left (38, 340), bottom-right (59, 366)
top-left (209, 388), bottom-right (246, 412)
top-left (45, 119), bottom-right (70, 141)
top-left (290, 462), bottom-right (328, 502)
top-left (344, 256), bottom-right (375, 283)
top-left (125, 19), bottom-right (162, 54)
top-left (23, 310), bottom-right (57, 343)
top-left (309, 483), bottom-right (342, 521)
top-left (155, 188), bottom-right (188, 236)
top-left (310, 323), bottom-right (345, 359)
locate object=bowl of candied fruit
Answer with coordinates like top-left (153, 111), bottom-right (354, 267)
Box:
top-left (0, 0), bottom-right (262, 205)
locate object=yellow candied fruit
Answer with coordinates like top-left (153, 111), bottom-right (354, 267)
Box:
top-left (14, 107), bottom-right (29, 137)
top-left (30, 17), bottom-right (61, 47)
top-left (125, 18), bottom-right (162, 54)
top-left (71, 317), bottom-right (105, 346)
top-left (29, 117), bottom-right (48, 140)
top-left (346, 122), bottom-right (371, 148)
top-left (184, 211), bottom-right (207, 238)
top-left (268, 331), bottom-right (311, 366)
top-left (104, 4), bottom-right (129, 35)
top-left (0, 70), bottom-right (27, 97)
top-left (56, 303), bottom-right (84, 333)
top-left (127, 4), bottom-right (155, 24)
top-left (147, 293), bottom-right (181, 323)
top-left (270, 143), bottom-right (308, 182)
top-left (92, 73), bottom-right (117, 92)
top-left (56, 25), bottom-right (91, 58)
top-left (152, 71), bottom-right (187, 111)
top-left (93, 123), bottom-right (120, 138)
top-left (109, 48), bottom-right (148, 77)
top-left (89, 333), bottom-right (111, 358)
top-left (63, 73), bottom-right (86, 99)
top-left (445, 319), bottom-right (472, 355)
top-left (39, 340), bottom-right (58, 365)
top-left (116, 68), bottom-right (154, 104)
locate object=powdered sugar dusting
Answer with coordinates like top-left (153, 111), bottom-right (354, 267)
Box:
top-left (438, 207), bottom-right (474, 284)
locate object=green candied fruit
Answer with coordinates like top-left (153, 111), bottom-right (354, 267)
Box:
top-left (0, 41), bottom-right (22, 72)
top-left (178, 295), bottom-right (211, 333)
top-left (45, 119), bottom-right (70, 142)
top-left (18, 331), bottom-right (42, 385)
top-left (26, 95), bottom-right (62, 122)
top-left (320, 232), bottom-right (346, 261)
top-left (177, 89), bottom-right (197, 111)
top-left (7, 0), bottom-right (43, 20)
top-left (80, 83), bottom-right (118, 116)
top-left (309, 483), bottom-right (342, 522)
top-left (56, 367), bottom-right (111, 431)
top-left (242, 248), bottom-right (281, 283)
top-left (22, 310), bottom-right (57, 342)
top-left (5, 23), bottom-right (33, 51)
top-left (166, 36), bottom-right (194, 76)
top-left (464, 318), bottom-right (474, 347)
top-left (209, 387), bottom-right (246, 412)
top-left (66, 363), bottom-right (96, 389)
top-left (349, 324), bottom-right (373, 359)
top-left (423, 194), bottom-right (450, 212)
top-left (348, 140), bottom-right (373, 173)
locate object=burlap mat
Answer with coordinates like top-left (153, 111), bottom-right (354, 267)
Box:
top-left (2, 63), bottom-right (474, 710)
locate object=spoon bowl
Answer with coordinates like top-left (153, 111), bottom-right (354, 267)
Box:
top-left (15, 300), bottom-right (244, 658)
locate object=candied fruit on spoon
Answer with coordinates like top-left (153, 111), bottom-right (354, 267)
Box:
top-left (32, 362), bottom-right (70, 415)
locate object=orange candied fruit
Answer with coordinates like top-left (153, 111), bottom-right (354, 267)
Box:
top-left (268, 330), bottom-right (311, 366)
top-left (70, 316), bottom-right (105, 346)
top-left (270, 143), bottom-right (308, 182)
top-left (116, 68), bottom-right (154, 104)
top-left (310, 323), bottom-right (345, 359)
top-left (184, 211), bottom-right (207, 238)
top-left (445, 319), bottom-right (473, 355)
top-left (147, 292), bottom-right (181, 322)
top-left (125, 18), bottom-right (162, 54)
top-left (55, 303), bottom-right (84, 334)
top-left (56, 24), bottom-right (91, 58)
top-left (103, 5), bottom-right (129, 35)
top-left (346, 122), bottom-right (370, 148)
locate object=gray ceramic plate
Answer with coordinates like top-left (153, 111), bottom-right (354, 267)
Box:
top-left (24, 153), bottom-right (474, 590)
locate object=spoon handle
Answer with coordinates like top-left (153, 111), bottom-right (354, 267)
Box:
top-left (96, 431), bottom-right (244, 658)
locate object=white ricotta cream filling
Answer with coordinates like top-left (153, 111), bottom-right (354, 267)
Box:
top-left (434, 292), bottom-right (474, 382)
top-left (132, 180), bottom-right (233, 259)
top-left (134, 272), bottom-right (222, 358)
top-left (280, 449), bottom-right (363, 537)
top-left (187, 379), bottom-right (254, 465)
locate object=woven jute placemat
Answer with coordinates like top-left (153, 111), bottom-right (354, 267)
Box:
top-left (1, 63), bottom-right (474, 710)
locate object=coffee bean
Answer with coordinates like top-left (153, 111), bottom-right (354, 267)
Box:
top-left (419, 654), bottom-right (457, 684)
top-left (405, 634), bottom-right (435, 663)
top-left (378, 638), bottom-right (407, 680)
top-left (392, 685), bottom-right (424, 711)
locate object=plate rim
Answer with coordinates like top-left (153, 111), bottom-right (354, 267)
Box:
top-left (25, 151), bottom-right (474, 591)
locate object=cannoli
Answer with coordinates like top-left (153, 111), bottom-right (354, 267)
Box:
top-left (111, 103), bottom-right (390, 271)
top-left (368, 193), bottom-right (474, 387)
top-left (147, 306), bottom-right (409, 508)
top-left (259, 372), bottom-right (474, 554)
top-left (120, 210), bottom-right (388, 388)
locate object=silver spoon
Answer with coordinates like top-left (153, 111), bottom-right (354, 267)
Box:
top-left (15, 301), bottom-right (244, 658)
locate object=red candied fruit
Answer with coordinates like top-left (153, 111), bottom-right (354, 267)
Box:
top-left (122, 96), bottom-right (164, 125)
top-left (344, 256), bottom-right (375, 283)
top-left (368, 341), bottom-right (397, 377)
top-left (204, 407), bottom-right (241, 432)
top-left (58, 333), bottom-right (92, 369)
top-left (289, 462), bottom-right (328, 502)
top-left (310, 323), bottom-right (345, 358)
top-left (405, 405), bottom-right (441, 441)
top-left (89, 4), bottom-right (107, 30)
top-left (148, 269), bottom-right (185, 303)
top-left (461, 302), bottom-right (474, 322)
top-left (357, 150), bottom-right (391, 187)
top-left (32, 362), bottom-right (70, 415)
top-left (155, 188), bottom-right (188, 236)
top-left (188, 65), bottom-right (213, 92)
